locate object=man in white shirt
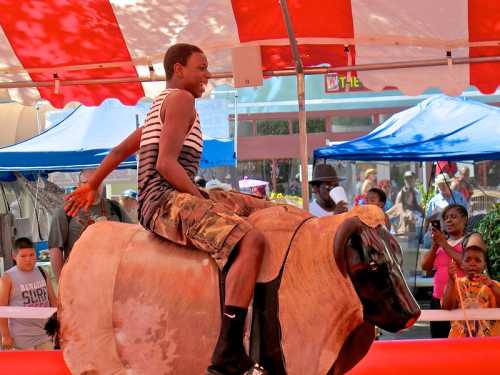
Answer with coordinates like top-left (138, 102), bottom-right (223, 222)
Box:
top-left (309, 164), bottom-right (348, 217)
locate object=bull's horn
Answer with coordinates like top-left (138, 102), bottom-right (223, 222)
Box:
top-left (333, 216), bottom-right (363, 277)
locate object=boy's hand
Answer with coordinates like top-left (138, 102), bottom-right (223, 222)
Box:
top-left (448, 261), bottom-right (458, 280)
top-left (1, 334), bottom-right (14, 350)
top-left (64, 183), bottom-right (97, 217)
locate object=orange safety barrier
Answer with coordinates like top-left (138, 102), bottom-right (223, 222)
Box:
top-left (0, 338), bottom-right (498, 375)
top-left (348, 337), bottom-right (500, 374)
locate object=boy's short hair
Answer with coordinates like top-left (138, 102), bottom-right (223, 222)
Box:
top-left (463, 245), bottom-right (486, 260)
top-left (14, 237), bottom-right (33, 250)
top-left (163, 43), bottom-right (204, 80)
top-left (367, 187), bottom-right (387, 205)
top-left (13, 237), bottom-right (34, 255)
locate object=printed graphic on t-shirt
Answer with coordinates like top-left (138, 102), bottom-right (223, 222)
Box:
top-left (19, 280), bottom-right (48, 307)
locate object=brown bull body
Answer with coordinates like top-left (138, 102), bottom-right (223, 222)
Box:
top-left (59, 205), bottom-right (417, 375)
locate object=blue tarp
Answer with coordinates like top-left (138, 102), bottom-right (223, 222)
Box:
top-left (314, 95), bottom-right (500, 161)
top-left (0, 99), bottom-right (235, 172)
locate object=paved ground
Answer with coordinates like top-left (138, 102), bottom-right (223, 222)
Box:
top-left (379, 293), bottom-right (432, 341)
top-left (379, 321), bottom-right (430, 340)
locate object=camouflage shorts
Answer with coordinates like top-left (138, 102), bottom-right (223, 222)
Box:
top-left (152, 189), bottom-right (273, 269)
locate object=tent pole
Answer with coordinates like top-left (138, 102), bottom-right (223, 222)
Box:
top-left (296, 72), bottom-right (309, 210)
top-left (279, 0), bottom-right (309, 211)
top-left (234, 92), bottom-right (239, 167)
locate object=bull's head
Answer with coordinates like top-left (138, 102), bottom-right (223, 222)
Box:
top-left (334, 216), bottom-right (421, 332)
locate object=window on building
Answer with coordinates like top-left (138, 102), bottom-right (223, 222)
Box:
top-left (256, 120), bottom-right (290, 136)
top-left (330, 116), bottom-right (373, 132)
top-left (229, 120), bottom-right (253, 137)
top-left (292, 118), bottom-right (326, 134)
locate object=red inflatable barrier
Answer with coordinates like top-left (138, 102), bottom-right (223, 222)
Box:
top-left (0, 350), bottom-right (70, 375)
top-left (348, 337), bottom-right (500, 375)
top-left (0, 338), bottom-right (498, 374)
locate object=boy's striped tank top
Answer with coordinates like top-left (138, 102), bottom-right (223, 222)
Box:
top-left (137, 89), bottom-right (203, 229)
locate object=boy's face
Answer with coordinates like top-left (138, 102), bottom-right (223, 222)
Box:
top-left (14, 248), bottom-right (36, 272)
top-left (176, 52), bottom-right (210, 98)
top-left (366, 192), bottom-right (384, 209)
top-left (462, 248), bottom-right (486, 277)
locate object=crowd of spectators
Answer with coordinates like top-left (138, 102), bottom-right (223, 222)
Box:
top-left (0, 162), bottom-right (497, 351)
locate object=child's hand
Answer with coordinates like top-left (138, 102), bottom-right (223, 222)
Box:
top-left (448, 261), bottom-right (458, 280)
top-left (476, 274), bottom-right (494, 287)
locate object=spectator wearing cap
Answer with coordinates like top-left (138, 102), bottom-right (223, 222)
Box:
top-left (309, 164), bottom-right (348, 217)
top-left (388, 171), bottom-right (424, 233)
top-left (120, 189), bottom-right (138, 223)
top-left (426, 173), bottom-right (468, 222)
top-left (397, 171), bottom-right (424, 215)
top-left (361, 168), bottom-right (377, 195)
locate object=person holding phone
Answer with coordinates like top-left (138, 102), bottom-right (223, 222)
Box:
top-left (421, 204), bottom-right (468, 338)
top-left (309, 164), bottom-right (348, 217)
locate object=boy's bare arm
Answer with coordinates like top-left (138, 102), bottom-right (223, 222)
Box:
top-left (0, 275), bottom-right (13, 348)
top-left (46, 274), bottom-right (57, 307)
top-left (65, 127), bottom-right (142, 216)
top-left (87, 127), bottom-right (142, 190)
top-left (156, 90), bottom-right (204, 199)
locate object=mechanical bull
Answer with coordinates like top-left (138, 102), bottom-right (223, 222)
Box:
top-left (58, 204), bottom-right (420, 375)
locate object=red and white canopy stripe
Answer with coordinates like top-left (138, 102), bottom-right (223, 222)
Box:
top-left (1, 0), bottom-right (499, 108)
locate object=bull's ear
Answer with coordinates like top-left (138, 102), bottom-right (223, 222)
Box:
top-left (334, 216), bottom-right (362, 277)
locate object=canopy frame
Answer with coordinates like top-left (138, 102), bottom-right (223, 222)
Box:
top-left (279, 0), bottom-right (309, 209)
top-left (2, 55), bottom-right (500, 89)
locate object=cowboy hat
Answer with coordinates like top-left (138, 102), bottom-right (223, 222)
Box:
top-left (310, 164), bottom-right (345, 183)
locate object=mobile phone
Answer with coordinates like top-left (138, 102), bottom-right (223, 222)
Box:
top-left (431, 220), bottom-right (441, 231)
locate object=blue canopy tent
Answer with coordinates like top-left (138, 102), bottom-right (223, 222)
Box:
top-left (314, 95), bottom-right (500, 161)
top-left (0, 99), bottom-right (235, 173)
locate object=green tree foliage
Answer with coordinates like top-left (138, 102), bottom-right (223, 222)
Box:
top-left (475, 204), bottom-right (500, 280)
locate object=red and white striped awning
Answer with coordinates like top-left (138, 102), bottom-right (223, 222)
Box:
top-left (1, 0), bottom-right (500, 108)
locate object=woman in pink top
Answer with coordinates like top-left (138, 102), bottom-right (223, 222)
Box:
top-left (421, 204), bottom-right (468, 338)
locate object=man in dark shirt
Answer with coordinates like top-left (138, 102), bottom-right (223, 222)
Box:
top-left (48, 169), bottom-right (131, 279)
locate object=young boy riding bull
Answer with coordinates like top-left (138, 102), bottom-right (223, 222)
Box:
top-left (65, 44), bottom-right (271, 375)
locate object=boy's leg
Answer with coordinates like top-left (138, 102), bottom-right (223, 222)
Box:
top-left (208, 229), bottom-right (267, 375)
top-left (152, 192), bottom-right (267, 373)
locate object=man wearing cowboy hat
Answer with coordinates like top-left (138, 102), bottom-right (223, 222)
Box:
top-left (309, 164), bottom-right (348, 217)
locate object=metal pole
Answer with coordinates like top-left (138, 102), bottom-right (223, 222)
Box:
top-left (279, 0), bottom-right (309, 211)
top-left (3, 55), bottom-right (500, 89)
top-left (234, 92), bottom-right (239, 167)
top-left (296, 72), bottom-right (309, 210)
